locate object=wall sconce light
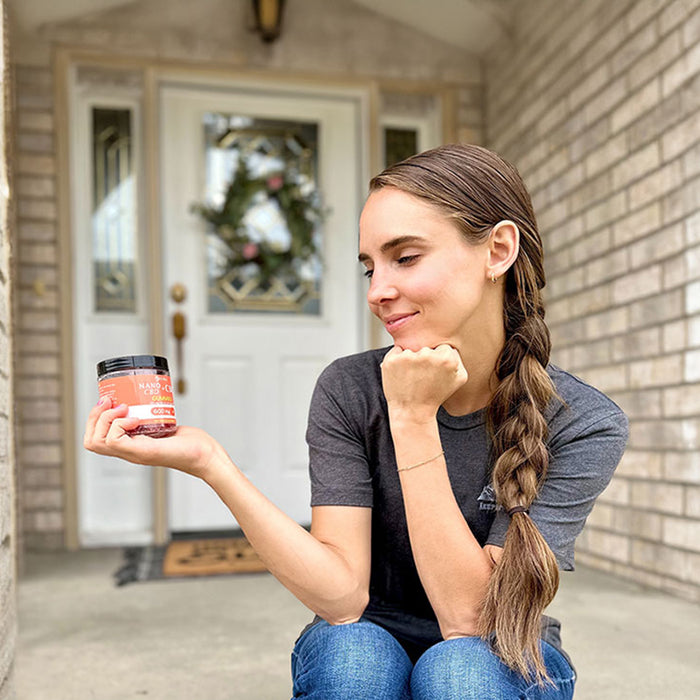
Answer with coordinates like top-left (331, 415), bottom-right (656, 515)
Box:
top-left (252, 0), bottom-right (286, 43)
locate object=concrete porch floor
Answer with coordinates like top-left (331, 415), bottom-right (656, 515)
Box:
top-left (15, 548), bottom-right (700, 699)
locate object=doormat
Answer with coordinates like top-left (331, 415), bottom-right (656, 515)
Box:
top-left (114, 536), bottom-right (267, 586)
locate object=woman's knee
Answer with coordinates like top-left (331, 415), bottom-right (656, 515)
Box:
top-left (411, 636), bottom-right (516, 700)
top-left (411, 636), bottom-right (575, 700)
top-left (292, 620), bottom-right (412, 700)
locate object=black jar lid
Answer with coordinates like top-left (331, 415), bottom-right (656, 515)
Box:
top-left (97, 354), bottom-right (169, 377)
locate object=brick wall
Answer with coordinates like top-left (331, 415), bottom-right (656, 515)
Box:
top-left (486, 0), bottom-right (700, 601)
top-left (1, 0), bottom-right (17, 695)
top-left (13, 65), bottom-right (63, 551)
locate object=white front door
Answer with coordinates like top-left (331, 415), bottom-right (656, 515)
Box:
top-left (160, 83), bottom-right (365, 531)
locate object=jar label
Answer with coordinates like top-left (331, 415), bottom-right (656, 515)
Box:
top-left (98, 373), bottom-right (177, 426)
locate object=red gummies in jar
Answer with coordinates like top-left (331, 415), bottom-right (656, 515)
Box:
top-left (96, 355), bottom-right (177, 438)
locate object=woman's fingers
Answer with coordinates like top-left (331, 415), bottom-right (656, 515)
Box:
top-left (384, 344), bottom-right (466, 378)
top-left (383, 345), bottom-right (403, 361)
top-left (102, 417), bottom-right (145, 456)
top-left (434, 344), bottom-right (469, 382)
top-left (381, 343), bottom-right (469, 417)
top-left (93, 402), bottom-right (128, 440)
top-left (106, 416), bottom-right (141, 442)
top-left (83, 399), bottom-right (199, 471)
top-left (84, 401), bottom-right (134, 453)
top-left (83, 396), bottom-right (111, 446)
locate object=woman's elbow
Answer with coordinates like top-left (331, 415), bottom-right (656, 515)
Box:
top-left (435, 587), bottom-right (489, 639)
top-left (439, 610), bottom-right (481, 640)
top-left (321, 588), bottom-right (370, 626)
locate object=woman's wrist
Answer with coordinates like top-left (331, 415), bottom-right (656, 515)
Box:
top-left (387, 404), bottom-right (439, 428)
top-left (197, 438), bottom-right (236, 485)
top-left (388, 411), bottom-right (443, 470)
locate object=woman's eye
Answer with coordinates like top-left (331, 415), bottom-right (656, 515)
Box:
top-left (397, 255), bottom-right (419, 265)
top-left (362, 255), bottom-right (417, 279)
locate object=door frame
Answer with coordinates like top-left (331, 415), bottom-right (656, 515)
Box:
top-left (56, 49), bottom-right (455, 548)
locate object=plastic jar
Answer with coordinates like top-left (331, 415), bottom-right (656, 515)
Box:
top-left (97, 355), bottom-right (177, 438)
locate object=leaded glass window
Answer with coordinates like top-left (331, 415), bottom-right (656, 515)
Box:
top-left (92, 108), bottom-right (137, 313)
top-left (199, 113), bottom-right (323, 315)
top-left (384, 126), bottom-right (418, 167)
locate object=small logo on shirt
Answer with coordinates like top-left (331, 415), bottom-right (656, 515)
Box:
top-left (477, 484), bottom-right (497, 512)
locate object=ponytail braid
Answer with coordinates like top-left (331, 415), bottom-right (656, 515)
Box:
top-left (478, 294), bottom-right (561, 685)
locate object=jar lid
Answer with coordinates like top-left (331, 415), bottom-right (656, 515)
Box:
top-left (97, 354), bottom-right (169, 377)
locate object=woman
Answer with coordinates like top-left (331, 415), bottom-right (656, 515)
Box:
top-left (85, 144), bottom-right (628, 699)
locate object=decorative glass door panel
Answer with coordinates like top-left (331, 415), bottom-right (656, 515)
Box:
top-left (384, 126), bottom-right (418, 167)
top-left (92, 107), bottom-right (138, 313)
top-left (197, 113), bottom-right (323, 315)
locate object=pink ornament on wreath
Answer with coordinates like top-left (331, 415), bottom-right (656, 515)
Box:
top-left (266, 174), bottom-right (284, 192)
top-left (242, 242), bottom-right (259, 260)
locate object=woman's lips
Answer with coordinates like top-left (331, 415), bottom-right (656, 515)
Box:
top-left (384, 312), bottom-right (418, 332)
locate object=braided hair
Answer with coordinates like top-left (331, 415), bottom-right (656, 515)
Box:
top-left (369, 143), bottom-right (562, 685)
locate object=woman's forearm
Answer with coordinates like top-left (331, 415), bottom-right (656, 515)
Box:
top-left (202, 443), bottom-right (369, 624)
top-left (390, 414), bottom-right (493, 638)
top-left (83, 400), bottom-right (367, 622)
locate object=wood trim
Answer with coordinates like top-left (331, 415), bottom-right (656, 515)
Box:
top-left (367, 80), bottom-right (382, 186)
top-left (54, 48), bottom-right (79, 550)
top-left (367, 79), bottom-right (382, 350)
top-left (143, 66), bottom-right (169, 545)
top-left (372, 78), bottom-right (476, 94)
top-left (51, 46), bottom-right (469, 93)
top-left (440, 87), bottom-right (458, 143)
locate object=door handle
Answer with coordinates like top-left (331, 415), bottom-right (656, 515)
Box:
top-left (170, 283), bottom-right (187, 395)
top-left (172, 311), bottom-right (187, 394)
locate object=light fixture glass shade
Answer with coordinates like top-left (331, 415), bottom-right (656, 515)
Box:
top-left (252, 0), bottom-right (285, 43)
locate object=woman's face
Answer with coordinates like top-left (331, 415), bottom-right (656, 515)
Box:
top-left (358, 187), bottom-right (494, 352)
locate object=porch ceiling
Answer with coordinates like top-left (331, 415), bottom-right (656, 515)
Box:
top-left (351, 0), bottom-right (513, 54)
top-left (7, 0), bottom-right (130, 33)
top-left (8, 0), bottom-right (514, 56)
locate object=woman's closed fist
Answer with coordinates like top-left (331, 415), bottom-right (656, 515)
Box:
top-left (380, 344), bottom-right (468, 422)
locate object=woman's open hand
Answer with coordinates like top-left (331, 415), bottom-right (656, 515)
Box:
top-left (380, 344), bottom-right (468, 422)
top-left (83, 398), bottom-right (220, 479)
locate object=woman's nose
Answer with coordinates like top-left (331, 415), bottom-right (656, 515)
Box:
top-left (366, 269), bottom-right (399, 306)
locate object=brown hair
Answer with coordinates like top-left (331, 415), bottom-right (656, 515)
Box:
top-left (370, 143), bottom-right (561, 685)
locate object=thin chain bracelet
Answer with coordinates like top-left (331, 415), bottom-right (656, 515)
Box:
top-left (397, 451), bottom-right (445, 472)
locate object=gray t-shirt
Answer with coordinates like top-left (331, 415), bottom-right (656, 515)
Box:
top-left (303, 347), bottom-right (629, 665)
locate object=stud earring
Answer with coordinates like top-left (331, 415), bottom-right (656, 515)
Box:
top-left (491, 274), bottom-right (498, 284)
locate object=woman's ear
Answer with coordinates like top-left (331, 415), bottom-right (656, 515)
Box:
top-left (487, 220), bottom-right (520, 280)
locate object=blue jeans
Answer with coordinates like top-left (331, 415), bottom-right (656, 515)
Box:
top-left (291, 620), bottom-right (576, 699)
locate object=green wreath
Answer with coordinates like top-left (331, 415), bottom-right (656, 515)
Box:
top-left (191, 159), bottom-right (325, 287)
